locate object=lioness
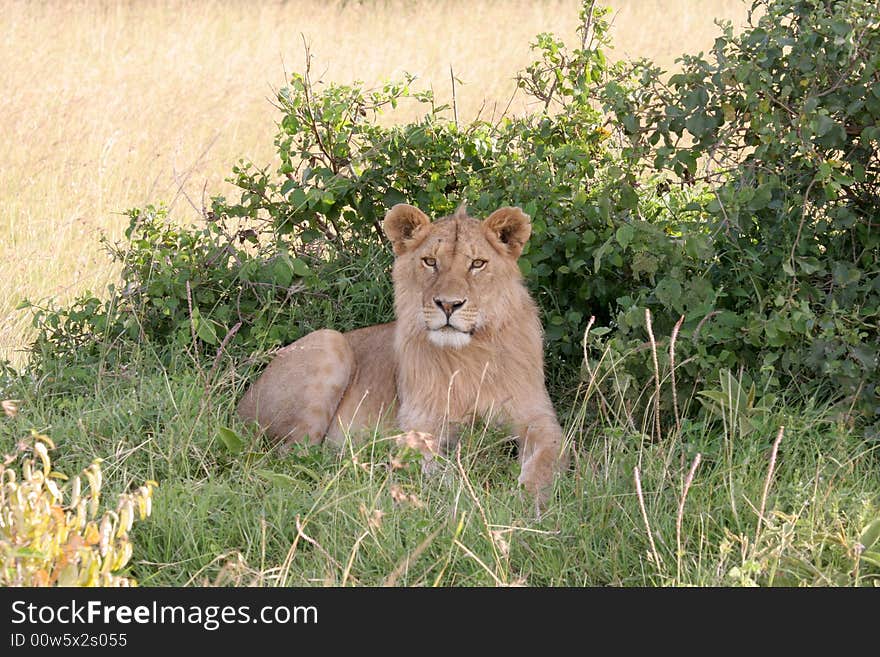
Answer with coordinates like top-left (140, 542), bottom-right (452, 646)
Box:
top-left (238, 203), bottom-right (568, 501)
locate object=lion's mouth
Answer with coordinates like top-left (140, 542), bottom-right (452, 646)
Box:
top-left (435, 324), bottom-right (473, 335)
top-left (427, 325), bottom-right (473, 348)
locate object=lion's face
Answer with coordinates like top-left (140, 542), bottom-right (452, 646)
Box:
top-left (383, 204), bottom-right (532, 349)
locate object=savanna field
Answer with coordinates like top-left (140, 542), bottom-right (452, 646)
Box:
top-left (1, 0), bottom-right (879, 587)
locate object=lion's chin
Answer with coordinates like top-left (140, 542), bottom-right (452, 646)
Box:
top-left (426, 327), bottom-right (472, 349)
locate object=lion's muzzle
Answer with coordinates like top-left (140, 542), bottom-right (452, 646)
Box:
top-left (423, 297), bottom-right (476, 348)
top-left (433, 296), bottom-right (467, 319)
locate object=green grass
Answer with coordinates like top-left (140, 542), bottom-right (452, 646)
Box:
top-left (2, 344), bottom-right (878, 587)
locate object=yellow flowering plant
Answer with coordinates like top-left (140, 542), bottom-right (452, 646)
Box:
top-left (1, 431), bottom-right (156, 586)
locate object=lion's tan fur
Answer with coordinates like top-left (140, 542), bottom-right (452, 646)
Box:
top-left (238, 203), bottom-right (568, 500)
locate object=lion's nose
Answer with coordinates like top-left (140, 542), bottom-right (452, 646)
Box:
top-left (434, 297), bottom-right (466, 319)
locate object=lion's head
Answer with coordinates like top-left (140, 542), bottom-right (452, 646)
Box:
top-left (382, 203), bottom-right (533, 349)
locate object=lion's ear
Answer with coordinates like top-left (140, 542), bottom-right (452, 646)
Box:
top-left (383, 204), bottom-right (432, 255)
top-left (483, 206), bottom-right (531, 259)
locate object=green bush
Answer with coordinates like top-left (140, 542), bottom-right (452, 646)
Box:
top-left (18, 0), bottom-right (879, 436)
top-left (598, 0), bottom-right (879, 432)
top-left (20, 205), bottom-right (393, 386)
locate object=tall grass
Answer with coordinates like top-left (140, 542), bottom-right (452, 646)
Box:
top-left (2, 319), bottom-right (877, 586)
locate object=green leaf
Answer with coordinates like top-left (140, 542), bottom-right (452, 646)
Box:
top-left (831, 262), bottom-right (861, 286)
top-left (592, 235), bottom-right (614, 273)
top-left (196, 318), bottom-right (219, 345)
top-left (268, 257), bottom-right (294, 288)
top-left (684, 235), bottom-right (712, 260)
top-left (598, 195), bottom-right (611, 221)
top-left (655, 277), bottom-right (682, 309)
top-left (217, 427), bottom-right (245, 454)
top-left (830, 19), bottom-right (850, 36)
top-left (256, 464), bottom-right (320, 487)
top-left (697, 389), bottom-right (729, 408)
top-left (861, 551), bottom-right (880, 568)
top-left (676, 150), bottom-right (697, 174)
top-left (814, 114), bottom-right (838, 137)
top-left (860, 518), bottom-right (880, 551)
top-left (383, 188), bottom-right (407, 207)
top-left (850, 345), bottom-right (877, 369)
top-left (685, 111), bottom-right (712, 138)
top-left (749, 184), bottom-right (772, 210)
top-left (615, 224), bottom-right (635, 250)
top-left (255, 469), bottom-right (306, 489)
top-left (797, 257), bottom-right (823, 275)
top-left (619, 184), bottom-right (639, 210)
top-left (290, 188), bottom-right (308, 209)
top-left (290, 258), bottom-right (311, 277)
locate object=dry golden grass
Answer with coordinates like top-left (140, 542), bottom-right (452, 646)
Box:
top-left (0, 0), bottom-right (747, 365)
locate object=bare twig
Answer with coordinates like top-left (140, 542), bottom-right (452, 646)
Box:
top-left (634, 465), bottom-right (663, 568)
top-left (294, 515), bottom-right (356, 583)
top-left (450, 65), bottom-right (459, 129)
top-left (183, 551), bottom-right (246, 587)
top-left (492, 85), bottom-right (519, 131)
top-left (299, 36), bottom-right (333, 174)
top-left (645, 309), bottom-right (662, 441)
top-left (185, 280), bottom-right (199, 360)
top-left (754, 426), bottom-right (785, 551)
top-left (168, 132), bottom-right (221, 213)
top-left (341, 531), bottom-right (369, 586)
top-left (669, 314), bottom-right (685, 435)
top-left (676, 453), bottom-right (702, 580)
top-left (275, 530), bottom-right (302, 586)
top-left (453, 539), bottom-right (505, 586)
top-left (577, 316), bottom-right (622, 429)
top-left (788, 176), bottom-right (819, 274)
top-left (580, 315), bottom-right (597, 391)
top-left (205, 321), bottom-right (242, 388)
top-left (455, 442), bottom-right (504, 576)
top-left (580, 0), bottom-right (598, 50)
top-left (691, 310), bottom-right (720, 344)
top-left (383, 527), bottom-right (443, 587)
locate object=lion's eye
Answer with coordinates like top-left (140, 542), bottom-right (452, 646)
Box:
top-left (422, 257), bottom-right (437, 268)
top-left (470, 259), bottom-right (487, 270)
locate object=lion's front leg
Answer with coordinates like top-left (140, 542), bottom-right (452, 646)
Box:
top-left (514, 412), bottom-right (569, 505)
